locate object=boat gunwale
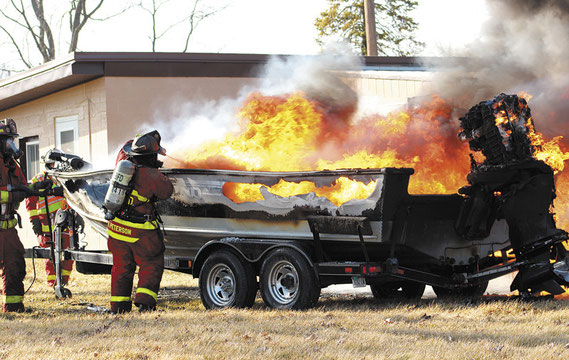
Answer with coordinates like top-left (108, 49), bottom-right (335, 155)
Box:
top-left (49, 167), bottom-right (414, 179)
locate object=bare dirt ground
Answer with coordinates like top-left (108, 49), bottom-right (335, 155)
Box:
top-left (1, 260), bottom-right (569, 360)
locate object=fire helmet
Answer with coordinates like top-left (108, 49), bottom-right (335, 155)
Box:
top-left (123, 130), bottom-right (166, 156)
top-left (0, 118), bottom-right (19, 137)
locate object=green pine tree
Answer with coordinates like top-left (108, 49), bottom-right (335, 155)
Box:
top-left (315, 0), bottom-right (424, 56)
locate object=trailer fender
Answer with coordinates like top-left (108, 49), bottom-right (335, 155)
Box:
top-left (192, 238), bottom-right (319, 284)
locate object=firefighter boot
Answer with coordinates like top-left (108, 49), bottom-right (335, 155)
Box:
top-left (110, 301), bottom-right (132, 314)
top-left (3, 303), bottom-right (25, 313)
top-left (137, 303), bottom-right (156, 313)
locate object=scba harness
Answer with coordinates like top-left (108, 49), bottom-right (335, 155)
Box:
top-left (105, 166), bottom-right (161, 243)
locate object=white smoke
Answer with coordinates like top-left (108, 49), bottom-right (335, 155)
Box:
top-left (257, 42), bottom-right (362, 108)
top-left (156, 98), bottom-right (244, 157)
top-left (160, 43), bottom-right (363, 161)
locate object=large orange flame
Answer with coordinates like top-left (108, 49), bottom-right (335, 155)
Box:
top-left (171, 91), bottom-right (569, 220)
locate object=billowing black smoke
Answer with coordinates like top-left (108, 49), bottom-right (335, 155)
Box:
top-left (426, 0), bottom-right (569, 138)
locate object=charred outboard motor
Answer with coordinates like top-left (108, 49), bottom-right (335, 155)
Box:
top-left (457, 93), bottom-right (569, 295)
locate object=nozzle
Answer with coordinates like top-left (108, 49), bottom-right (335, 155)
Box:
top-left (48, 150), bottom-right (64, 161)
top-left (104, 210), bottom-right (115, 221)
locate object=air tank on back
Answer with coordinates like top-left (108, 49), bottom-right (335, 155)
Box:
top-left (103, 160), bottom-right (136, 219)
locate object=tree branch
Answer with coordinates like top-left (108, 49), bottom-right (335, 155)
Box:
top-left (182, 0), bottom-right (223, 52)
top-left (31, 0), bottom-right (55, 61)
top-left (0, 24), bottom-right (32, 68)
top-left (0, 3), bottom-right (32, 32)
top-left (89, 2), bottom-right (135, 22)
top-left (69, 0), bottom-right (105, 52)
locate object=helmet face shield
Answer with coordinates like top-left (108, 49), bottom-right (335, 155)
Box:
top-left (148, 130), bottom-right (166, 155)
top-left (2, 136), bottom-right (23, 159)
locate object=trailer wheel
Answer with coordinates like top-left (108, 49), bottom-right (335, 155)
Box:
top-left (402, 282), bottom-right (426, 299)
top-left (199, 250), bottom-right (257, 309)
top-left (370, 282), bottom-right (425, 300)
top-left (433, 281), bottom-right (488, 298)
top-left (260, 248), bottom-right (320, 310)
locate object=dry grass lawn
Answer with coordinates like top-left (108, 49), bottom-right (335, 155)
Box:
top-left (1, 260), bottom-right (569, 359)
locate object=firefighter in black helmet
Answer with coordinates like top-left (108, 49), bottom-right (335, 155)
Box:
top-left (107, 130), bottom-right (173, 313)
top-left (0, 119), bottom-right (50, 312)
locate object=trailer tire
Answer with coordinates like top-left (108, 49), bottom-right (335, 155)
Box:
top-left (260, 248), bottom-right (320, 310)
top-left (199, 250), bottom-right (257, 309)
top-left (402, 282), bottom-right (426, 299)
top-left (433, 281), bottom-right (488, 298)
top-left (370, 282), bottom-right (425, 300)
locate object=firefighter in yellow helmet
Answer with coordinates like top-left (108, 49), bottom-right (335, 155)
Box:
top-left (25, 149), bottom-right (74, 287)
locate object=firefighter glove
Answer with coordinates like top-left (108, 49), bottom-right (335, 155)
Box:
top-left (11, 190), bottom-right (28, 203)
top-left (50, 186), bottom-right (64, 197)
top-left (31, 218), bottom-right (42, 235)
top-left (33, 178), bottom-right (52, 191)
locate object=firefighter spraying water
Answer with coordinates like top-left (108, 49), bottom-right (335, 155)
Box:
top-left (105, 130), bottom-right (173, 314)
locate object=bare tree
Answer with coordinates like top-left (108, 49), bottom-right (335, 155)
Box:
top-left (137, 0), bottom-right (223, 52)
top-left (0, 0), bottom-right (105, 68)
top-left (139, 0), bottom-right (172, 52)
top-left (180, 0), bottom-right (219, 52)
top-left (68, 0), bottom-right (105, 52)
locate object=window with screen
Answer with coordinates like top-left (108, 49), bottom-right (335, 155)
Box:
top-left (25, 140), bottom-right (39, 181)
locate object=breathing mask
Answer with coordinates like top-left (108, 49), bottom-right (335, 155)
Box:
top-left (0, 119), bottom-right (22, 159)
top-left (2, 137), bottom-right (23, 159)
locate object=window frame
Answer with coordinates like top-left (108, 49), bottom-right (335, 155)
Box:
top-left (55, 115), bottom-right (79, 155)
top-left (24, 139), bottom-right (40, 181)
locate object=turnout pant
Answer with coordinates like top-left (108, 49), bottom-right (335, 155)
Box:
top-left (0, 228), bottom-right (26, 312)
top-left (108, 229), bottom-right (165, 313)
top-left (38, 233), bottom-right (73, 286)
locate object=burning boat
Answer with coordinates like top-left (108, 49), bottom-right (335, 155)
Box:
top-left (34, 93), bottom-right (569, 309)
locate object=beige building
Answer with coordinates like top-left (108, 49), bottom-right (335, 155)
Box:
top-left (0, 52), bottom-right (433, 248)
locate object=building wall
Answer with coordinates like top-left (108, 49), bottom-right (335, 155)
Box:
top-left (0, 78), bottom-right (108, 164)
top-left (0, 78), bottom-right (108, 250)
top-left (0, 71), bottom-right (434, 165)
top-left (103, 73), bottom-right (433, 154)
top-left (342, 70), bottom-right (433, 114)
top-left (104, 77), bottom-right (259, 154)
